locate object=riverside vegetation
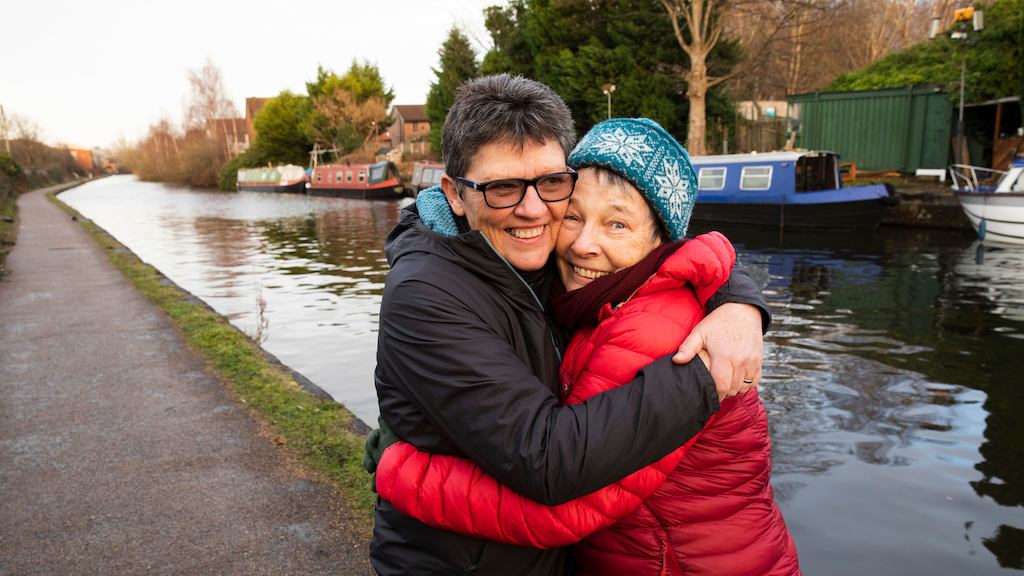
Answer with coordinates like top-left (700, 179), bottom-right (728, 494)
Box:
top-left (49, 191), bottom-right (377, 531)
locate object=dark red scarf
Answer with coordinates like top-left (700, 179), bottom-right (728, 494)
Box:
top-left (551, 241), bottom-right (683, 333)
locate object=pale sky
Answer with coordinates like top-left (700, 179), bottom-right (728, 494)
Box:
top-left (2, 0), bottom-right (501, 149)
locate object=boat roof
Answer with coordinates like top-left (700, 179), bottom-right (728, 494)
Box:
top-left (316, 160), bottom-right (391, 169)
top-left (690, 151), bottom-right (835, 165)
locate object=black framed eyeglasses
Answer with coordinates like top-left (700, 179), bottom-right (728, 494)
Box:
top-left (455, 171), bottom-right (579, 209)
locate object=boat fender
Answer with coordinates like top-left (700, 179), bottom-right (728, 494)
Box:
top-left (978, 218), bottom-right (987, 241)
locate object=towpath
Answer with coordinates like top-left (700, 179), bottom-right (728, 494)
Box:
top-left (0, 184), bottom-right (373, 575)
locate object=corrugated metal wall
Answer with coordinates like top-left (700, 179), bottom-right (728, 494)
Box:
top-left (788, 87), bottom-right (953, 172)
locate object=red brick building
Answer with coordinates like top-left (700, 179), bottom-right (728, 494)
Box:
top-left (67, 148), bottom-right (94, 175)
top-left (207, 118), bottom-right (249, 158)
top-left (388, 104), bottom-right (430, 157)
top-left (245, 97), bottom-right (271, 143)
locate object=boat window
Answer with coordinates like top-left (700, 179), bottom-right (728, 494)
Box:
top-left (698, 167), bottom-right (726, 190)
top-left (346, 171), bottom-right (353, 182)
top-left (316, 171), bottom-right (322, 183)
top-left (370, 164), bottom-right (386, 181)
top-left (336, 172), bottom-right (343, 183)
top-left (740, 166), bottom-right (772, 190)
top-left (358, 170), bottom-right (366, 182)
top-left (795, 154), bottom-right (838, 192)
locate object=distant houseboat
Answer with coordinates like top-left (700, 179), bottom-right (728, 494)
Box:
top-left (690, 151), bottom-right (892, 229)
top-left (306, 161), bottom-right (404, 199)
top-left (411, 160), bottom-right (445, 194)
top-left (236, 165), bottom-right (306, 193)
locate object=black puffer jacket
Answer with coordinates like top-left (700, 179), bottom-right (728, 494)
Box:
top-left (371, 205), bottom-right (768, 576)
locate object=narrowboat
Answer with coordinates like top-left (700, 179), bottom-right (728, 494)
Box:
top-left (236, 165), bottom-right (306, 193)
top-left (306, 161), bottom-right (404, 199)
top-left (411, 160), bottom-right (445, 194)
top-left (690, 151), bottom-right (892, 229)
top-left (949, 159), bottom-right (1024, 245)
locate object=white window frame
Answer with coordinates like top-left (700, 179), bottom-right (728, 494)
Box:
top-left (698, 167), bottom-right (727, 190)
top-left (740, 166), bottom-right (773, 191)
top-left (358, 170), bottom-right (366, 182)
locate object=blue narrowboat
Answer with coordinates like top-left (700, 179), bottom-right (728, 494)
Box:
top-left (690, 151), bottom-right (892, 229)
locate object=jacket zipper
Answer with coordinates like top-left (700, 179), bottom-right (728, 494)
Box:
top-left (477, 232), bottom-right (563, 364)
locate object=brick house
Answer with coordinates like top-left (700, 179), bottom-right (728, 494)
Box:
top-left (67, 147), bottom-right (94, 175)
top-left (245, 97), bottom-right (271, 143)
top-left (207, 117), bottom-right (249, 158)
top-left (388, 104), bottom-right (430, 157)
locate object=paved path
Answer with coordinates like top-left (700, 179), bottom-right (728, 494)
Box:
top-left (0, 184), bottom-right (373, 575)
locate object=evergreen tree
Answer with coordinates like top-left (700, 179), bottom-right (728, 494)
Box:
top-left (426, 28), bottom-right (480, 154)
top-left (251, 91), bottom-right (313, 166)
top-left (477, 0), bottom-right (741, 146)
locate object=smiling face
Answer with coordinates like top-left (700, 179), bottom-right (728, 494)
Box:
top-left (556, 168), bottom-right (664, 292)
top-left (442, 139), bottom-right (570, 272)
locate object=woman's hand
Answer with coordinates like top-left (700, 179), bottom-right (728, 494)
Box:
top-left (673, 303), bottom-right (763, 399)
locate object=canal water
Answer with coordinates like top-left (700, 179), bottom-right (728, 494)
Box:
top-left (61, 175), bottom-right (1024, 574)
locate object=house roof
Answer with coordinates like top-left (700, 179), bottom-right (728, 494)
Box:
top-left (392, 104), bottom-right (428, 123)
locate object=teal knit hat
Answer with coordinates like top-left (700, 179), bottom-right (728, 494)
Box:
top-left (567, 118), bottom-right (697, 241)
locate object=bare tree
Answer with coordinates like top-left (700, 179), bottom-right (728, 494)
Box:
top-left (727, 0), bottom-right (960, 101)
top-left (184, 59), bottom-right (238, 130)
top-left (660, 0), bottom-right (802, 154)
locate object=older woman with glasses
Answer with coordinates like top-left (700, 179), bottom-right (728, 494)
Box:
top-left (375, 118), bottom-right (800, 576)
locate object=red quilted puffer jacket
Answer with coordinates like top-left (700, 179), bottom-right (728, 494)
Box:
top-left (376, 232), bottom-right (800, 575)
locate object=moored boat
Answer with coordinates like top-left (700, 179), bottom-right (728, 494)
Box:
top-left (236, 165), bottom-right (306, 193)
top-left (411, 160), bottom-right (445, 194)
top-left (950, 159), bottom-right (1024, 245)
top-left (690, 151), bottom-right (892, 229)
top-left (306, 161), bottom-right (404, 199)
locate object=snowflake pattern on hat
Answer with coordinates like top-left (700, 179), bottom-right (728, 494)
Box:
top-left (568, 117), bottom-right (698, 241)
top-left (588, 127), bottom-right (652, 168)
top-left (654, 158), bottom-right (690, 222)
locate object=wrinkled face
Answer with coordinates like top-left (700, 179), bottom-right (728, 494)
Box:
top-left (556, 168), bottom-right (663, 292)
top-left (442, 139), bottom-right (570, 271)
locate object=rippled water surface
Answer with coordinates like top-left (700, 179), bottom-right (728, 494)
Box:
top-left (63, 176), bottom-right (1024, 574)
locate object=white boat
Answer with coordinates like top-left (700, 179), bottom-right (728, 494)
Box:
top-left (949, 159), bottom-right (1024, 245)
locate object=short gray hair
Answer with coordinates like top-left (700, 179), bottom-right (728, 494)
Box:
top-left (441, 74), bottom-right (576, 179)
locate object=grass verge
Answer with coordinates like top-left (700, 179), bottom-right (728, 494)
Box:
top-left (48, 190), bottom-right (376, 532)
top-left (0, 192), bottom-right (16, 277)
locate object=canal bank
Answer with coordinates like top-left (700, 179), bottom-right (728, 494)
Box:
top-left (0, 184), bottom-right (374, 574)
top-left (883, 179), bottom-right (972, 230)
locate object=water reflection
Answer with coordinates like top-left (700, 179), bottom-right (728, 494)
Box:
top-left (687, 224), bottom-right (1024, 575)
top-left (61, 177), bottom-right (1024, 574)
top-left (61, 176), bottom-right (402, 423)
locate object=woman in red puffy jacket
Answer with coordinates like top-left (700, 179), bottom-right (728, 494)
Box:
top-left (375, 118), bottom-right (800, 575)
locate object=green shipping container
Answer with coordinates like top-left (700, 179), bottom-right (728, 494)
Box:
top-left (788, 87), bottom-right (953, 173)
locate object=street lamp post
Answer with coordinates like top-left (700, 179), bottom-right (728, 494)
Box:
top-left (602, 83), bottom-right (616, 119)
top-left (944, 7), bottom-right (984, 166)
